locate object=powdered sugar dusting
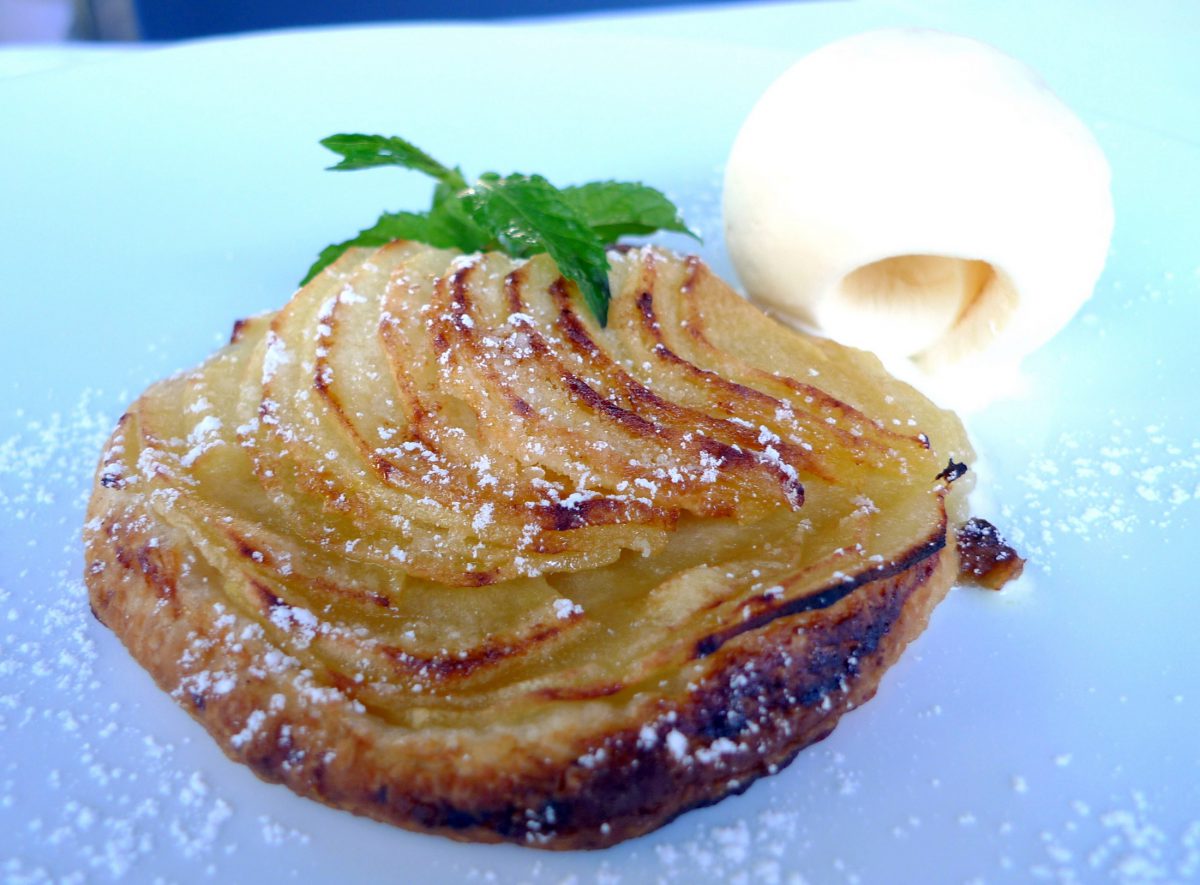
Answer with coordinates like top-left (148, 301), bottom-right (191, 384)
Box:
top-left (5, 341), bottom-right (1199, 881)
top-left (980, 418), bottom-right (1200, 568)
top-left (1, 388), bottom-right (295, 881)
top-left (552, 598), bottom-right (584, 620)
top-left (9, 173), bottom-right (1200, 885)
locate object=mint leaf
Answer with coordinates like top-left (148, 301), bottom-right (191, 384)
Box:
top-left (301, 192), bottom-right (498, 284)
top-left (306, 133), bottom-right (696, 325)
top-left (428, 182), bottom-right (493, 254)
top-left (320, 134), bottom-right (467, 189)
top-left (301, 210), bottom-right (436, 284)
top-left (463, 173), bottom-right (612, 325)
top-left (561, 181), bottom-right (700, 243)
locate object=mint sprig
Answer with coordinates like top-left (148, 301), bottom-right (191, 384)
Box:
top-left (319, 133), bottom-right (467, 188)
top-left (302, 133), bottom-right (698, 326)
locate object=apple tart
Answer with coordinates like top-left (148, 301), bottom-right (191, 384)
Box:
top-left (85, 242), bottom-right (1012, 848)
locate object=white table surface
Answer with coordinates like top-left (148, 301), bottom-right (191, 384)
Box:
top-left (2, 2), bottom-right (1198, 883)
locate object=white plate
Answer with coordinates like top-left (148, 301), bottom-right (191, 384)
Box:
top-left (2, 19), bottom-right (1199, 885)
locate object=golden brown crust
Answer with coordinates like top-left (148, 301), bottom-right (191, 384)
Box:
top-left (87, 473), bottom-right (955, 848)
top-left (84, 244), bottom-right (977, 849)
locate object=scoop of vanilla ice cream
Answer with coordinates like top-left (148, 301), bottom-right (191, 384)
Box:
top-left (723, 28), bottom-right (1113, 398)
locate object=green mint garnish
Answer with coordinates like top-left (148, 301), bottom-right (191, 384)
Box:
top-left (302, 133), bottom-right (698, 326)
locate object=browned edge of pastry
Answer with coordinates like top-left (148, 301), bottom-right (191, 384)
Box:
top-left (85, 436), bottom-right (958, 850)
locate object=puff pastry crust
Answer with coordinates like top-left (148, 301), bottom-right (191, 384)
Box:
top-left (85, 244), bottom-right (976, 848)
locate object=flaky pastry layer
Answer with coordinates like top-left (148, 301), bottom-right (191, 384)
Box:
top-left (86, 244), bottom-right (973, 847)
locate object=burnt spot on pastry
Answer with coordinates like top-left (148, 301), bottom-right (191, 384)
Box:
top-left (957, 517), bottom-right (1025, 590)
top-left (694, 519), bottom-right (947, 659)
top-left (230, 318), bottom-right (251, 344)
top-left (936, 458), bottom-right (968, 483)
top-left (535, 682), bottom-right (625, 701)
top-left (252, 580), bottom-right (285, 611)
